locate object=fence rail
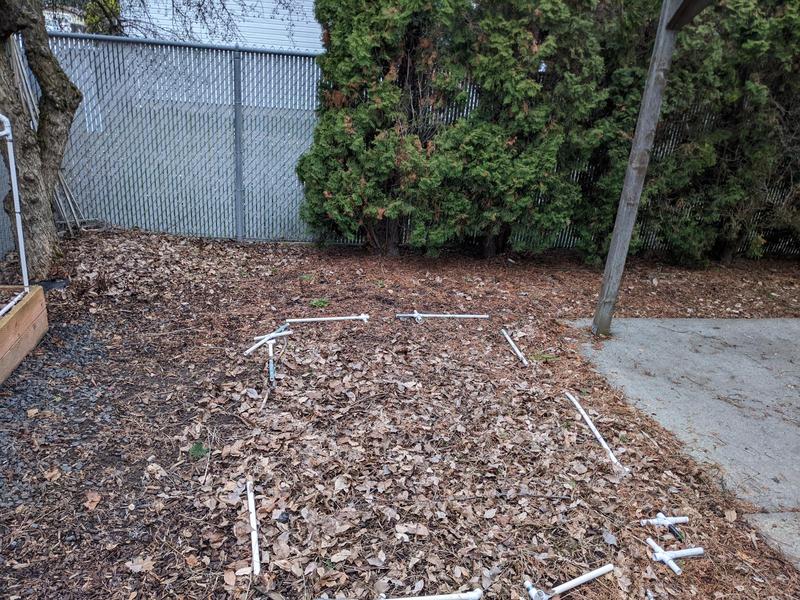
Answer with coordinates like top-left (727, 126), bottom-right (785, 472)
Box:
top-left (0, 32), bottom-right (797, 260)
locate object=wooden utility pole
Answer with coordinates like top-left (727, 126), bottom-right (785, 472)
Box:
top-left (592, 0), bottom-right (714, 336)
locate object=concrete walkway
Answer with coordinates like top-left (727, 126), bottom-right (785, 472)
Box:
top-left (578, 318), bottom-right (800, 569)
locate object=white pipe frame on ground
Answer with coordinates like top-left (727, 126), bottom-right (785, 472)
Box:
top-left (524, 563), bottom-right (615, 600)
top-left (246, 480), bottom-right (261, 577)
top-left (641, 513), bottom-right (689, 528)
top-left (501, 328), bottom-right (529, 366)
top-left (646, 537), bottom-right (704, 576)
top-left (244, 329), bottom-right (292, 356)
top-left (379, 589), bottom-right (482, 600)
top-left (564, 391), bottom-right (629, 473)
top-left (396, 310), bottom-right (490, 323)
top-left (0, 113), bottom-right (30, 319)
top-left (285, 313), bottom-right (370, 325)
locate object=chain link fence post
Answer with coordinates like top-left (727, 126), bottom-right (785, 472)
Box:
top-left (233, 46), bottom-right (244, 240)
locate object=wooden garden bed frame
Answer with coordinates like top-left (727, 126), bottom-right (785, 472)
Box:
top-left (0, 285), bottom-right (47, 384)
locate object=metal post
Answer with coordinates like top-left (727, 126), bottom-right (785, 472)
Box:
top-left (233, 48), bottom-right (244, 240)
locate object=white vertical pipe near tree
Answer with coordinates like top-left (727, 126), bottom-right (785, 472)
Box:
top-left (0, 113), bottom-right (30, 292)
top-left (564, 391), bottom-right (629, 473)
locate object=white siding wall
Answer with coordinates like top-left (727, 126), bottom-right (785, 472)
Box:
top-left (125, 0), bottom-right (323, 53)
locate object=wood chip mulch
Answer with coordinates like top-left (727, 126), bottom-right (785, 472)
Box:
top-left (1, 230), bottom-right (798, 599)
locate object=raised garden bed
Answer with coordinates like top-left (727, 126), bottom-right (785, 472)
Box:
top-left (0, 285), bottom-right (48, 384)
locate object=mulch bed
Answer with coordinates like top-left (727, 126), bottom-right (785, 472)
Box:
top-left (1, 230), bottom-right (798, 599)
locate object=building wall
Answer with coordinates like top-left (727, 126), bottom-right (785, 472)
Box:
top-left (124, 0), bottom-right (323, 53)
top-left (43, 8), bottom-right (87, 33)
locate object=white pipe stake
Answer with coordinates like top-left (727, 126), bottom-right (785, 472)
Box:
top-left (267, 339), bottom-right (276, 385)
top-left (646, 537), bottom-right (704, 576)
top-left (524, 563), bottom-right (614, 600)
top-left (564, 391), bottom-right (628, 473)
top-left (501, 328), bottom-right (529, 366)
top-left (246, 480), bottom-right (261, 576)
top-left (286, 313), bottom-right (369, 324)
top-left (380, 589), bottom-right (482, 600)
top-left (396, 310), bottom-right (489, 323)
top-left (640, 513), bottom-right (689, 527)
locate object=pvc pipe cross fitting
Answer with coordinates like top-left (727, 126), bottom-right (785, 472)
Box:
top-left (646, 537), bottom-right (704, 575)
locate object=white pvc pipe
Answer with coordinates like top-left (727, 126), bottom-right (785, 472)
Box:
top-left (646, 537), bottom-right (704, 576)
top-left (525, 564), bottom-right (614, 600)
top-left (244, 329), bottom-right (292, 356)
top-left (0, 290), bottom-right (26, 319)
top-left (0, 113), bottom-right (30, 291)
top-left (380, 589), bottom-right (482, 600)
top-left (246, 480), bottom-right (261, 576)
top-left (667, 548), bottom-right (704, 560)
top-left (286, 313), bottom-right (369, 324)
top-left (564, 391), bottom-right (628, 473)
top-left (501, 328), bottom-right (529, 366)
top-left (640, 513), bottom-right (689, 527)
top-left (396, 311), bottom-right (489, 323)
top-left (646, 538), bottom-right (680, 575)
top-left (253, 329), bottom-right (293, 341)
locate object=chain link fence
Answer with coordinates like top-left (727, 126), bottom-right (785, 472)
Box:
top-left (47, 32), bottom-right (320, 242)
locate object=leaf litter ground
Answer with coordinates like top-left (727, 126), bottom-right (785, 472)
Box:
top-left (1, 231), bottom-right (799, 599)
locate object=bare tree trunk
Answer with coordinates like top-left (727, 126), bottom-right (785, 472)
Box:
top-left (386, 218), bottom-right (400, 257)
top-left (0, 0), bottom-right (81, 279)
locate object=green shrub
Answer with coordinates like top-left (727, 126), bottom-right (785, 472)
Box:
top-left (298, 0), bottom-right (799, 264)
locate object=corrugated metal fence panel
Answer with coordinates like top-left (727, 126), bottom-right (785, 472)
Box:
top-left (240, 51), bottom-right (319, 241)
top-left (50, 36), bottom-right (237, 238)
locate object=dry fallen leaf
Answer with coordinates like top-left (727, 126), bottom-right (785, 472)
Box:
top-left (725, 509), bottom-right (737, 523)
top-left (223, 570), bottom-right (236, 586)
top-left (602, 528), bottom-right (618, 546)
top-left (330, 549), bottom-right (352, 563)
top-left (125, 556), bottom-right (154, 573)
top-left (43, 468), bottom-right (61, 482)
top-left (185, 555), bottom-right (200, 568)
top-left (83, 491), bottom-right (101, 511)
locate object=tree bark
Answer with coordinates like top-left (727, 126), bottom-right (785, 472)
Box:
top-left (591, 0), bottom-right (681, 336)
top-left (0, 0), bottom-right (81, 279)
